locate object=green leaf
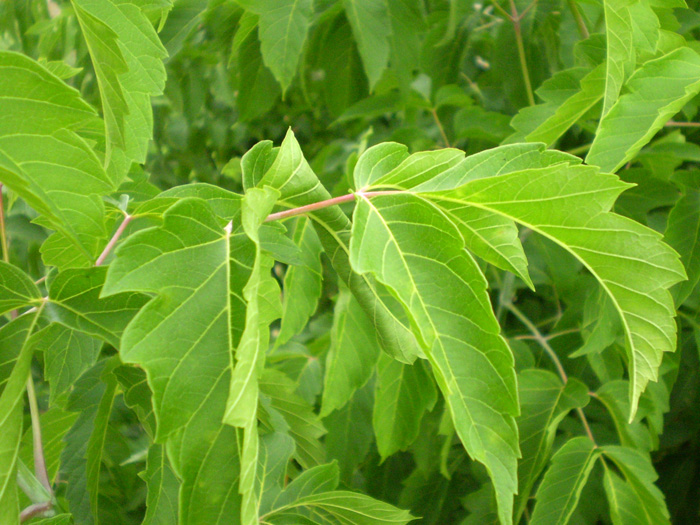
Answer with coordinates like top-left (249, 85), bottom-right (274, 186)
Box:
top-left (103, 198), bottom-right (249, 438)
top-left (266, 490), bottom-right (414, 524)
top-left (322, 380), bottom-right (374, 483)
top-left (243, 0), bottom-right (313, 93)
top-left (141, 444), bottom-right (180, 525)
top-left (46, 266), bottom-right (147, 348)
top-left (0, 310), bottom-right (45, 523)
top-left (271, 462), bottom-right (340, 510)
top-left (665, 172), bottom-right (700, 304)
top-left (514, 370), bottom-right (590, 523)
top-left (508, 64), bottom-right (605, 146)
top-left (342, 0), bottom-right (391, 89)
top-left (426, 159), bottom-right (685, 418)
top-left (225, 186), bottom-right (281, 524)
top-left (34, 323), bottom-right (102, 406)
top-left (530, 436), bottom-right (600, 525)
top-left (587, 47), bottom-right (700, 172)
top-left (602, 0), bottom-right (634, 117)
top-left (260, 368), bottom-right (327, 469)
top-left (73, 0), bottom-right (167, 166)
top-left (0, 261), bottom-right (41, 315)
top-left (237, 26), bottom-right (281, 121)
top-left (276, 217), bottom-right (323, 346)
top-left (320, 287), bottom-right (381, 417)
top-left (0, 52), bottom-right (113, 265)
top-left (257, 130), bottom-right (422, 363)
top-left (602, 446), bottom-right (670, 524)
top-left (349, 193), bottom-right (519, 525)
top-left (373, 353), bottom-right (437, 458)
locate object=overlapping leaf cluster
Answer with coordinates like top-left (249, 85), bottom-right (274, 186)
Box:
top-left (1, 0), bottom-right (700, 524)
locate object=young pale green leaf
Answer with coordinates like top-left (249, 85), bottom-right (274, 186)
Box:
top-left (241, 0), bottom-right (313, 92)
top-left (73, 0), bottom-right (167, 168)
top-left (349, 193), bottom-right (519, 525)
top-left (665, 172), bottom-right (700, 304)
top-left (225, 186), bottom-right (281, 525)
top-left (373, 353), bottom-right (437, 459)
top-left (430, 162), bottom-right (685, 418)
top-left (602, 0), bottom-right (634, 117)
top-left (257, 129), bottom-right (422, 363)
top-left (0, 261), bottom-right (41, 315)
top-left (342, 0), bottom-right (391, 89)
top-left (514, 370), bottom-right (590, 523)
top-left (321, 287), bottom-right (381, 417)
top-left (587, 47), bottom-right (700, 172)
top-left (508, 64), bottom-right (605, 146)
top-left (602, 446), bottom-right (670, 524)
top-left (141, 444), bottom-right (180, 525)
top-left (530, 436), bottom-right (600, 525)
top-left (276, 217), bottom-right (323, 346)
top-left (0, 310), bottom-right (45, 523)
top-left (265, 490), bottom-right (414, 524)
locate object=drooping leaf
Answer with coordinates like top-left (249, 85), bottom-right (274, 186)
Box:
top-left (587, 47), bottom-right (700, 172)
top-left (514, 370), bottom-right (590, 523)
top-left (320, 287), bottom-right (381, 417)
top-left (349, 193), bottom-right (520, 524)
top-left (602, 446), bottom-right (670, 524)
top-left (241, 0), bottom-right (313, 93)
top-left (530, 436), bottom-right (600, 525)
top-left (342, 0), bottom-right (391, 89)
top-left (141, 444), bottom-right (180, 525)
top-left (0, 310), bottom-right (45, 523)
top-left (665, 171), bottom-right (700, 304)
top-left (276, 216), bottom-right (323, 346)
top-left (373, 353), bottom-right (437, 459)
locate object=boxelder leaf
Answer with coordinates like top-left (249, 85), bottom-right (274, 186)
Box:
top-left (276, 216), bottom-right (323, 346)
top-left (602, 0), bottom-right (634, 117)
top-left (47, 266), bottom-right (147, 348)
top-left (601, 446), bottom-right (670, 524)
top-left (271, 462), bottom-right (340, 511)
top-left (258, 129), bottom-right (421, 363)
top-left (0, 309), bottom-right (45, 524)
top-left (342, 0), bottom-right (391, 89)
top-left (530, 436), bottom-right (600, 525)
top-left (73, 0), bottom-right (167, 167)
top-left (260, 368), bottom-right (327, 469)
top-left (141, 444), bottom-right (180, 525)
top-left (265, 490), bottom-right (414, 524)
top-left (353, 142), bottom-right (409, 190)
top-left (225, 186), bottom-right (282, 524)
top-left (373, 353), bottom-right (437, 459)
top-left (349, 193), bottom-right (520, 525)
top-left (0, 52), bottom-right (114, 265)
top-left (587, 47), bottom-right (700, 173)
top-left (34, 323), bottom-right (102, 406)
top-left (242, 0), bottom-right (313, 93)
top-left (321, 287), bottom-right (381, 417)
top-left (429, 161), bottom-right (685, 419)
top-left (665, 172), bottom-right (700, 304)
top-left (514, 370), bottom-right (590, 523)
top-left (0, 261), bottom-right (41, 315)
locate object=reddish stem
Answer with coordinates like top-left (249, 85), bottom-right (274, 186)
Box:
top-left (264, 190), bottom-right (401, 222)
top-left (95, 214), bottom-right (133, 266)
